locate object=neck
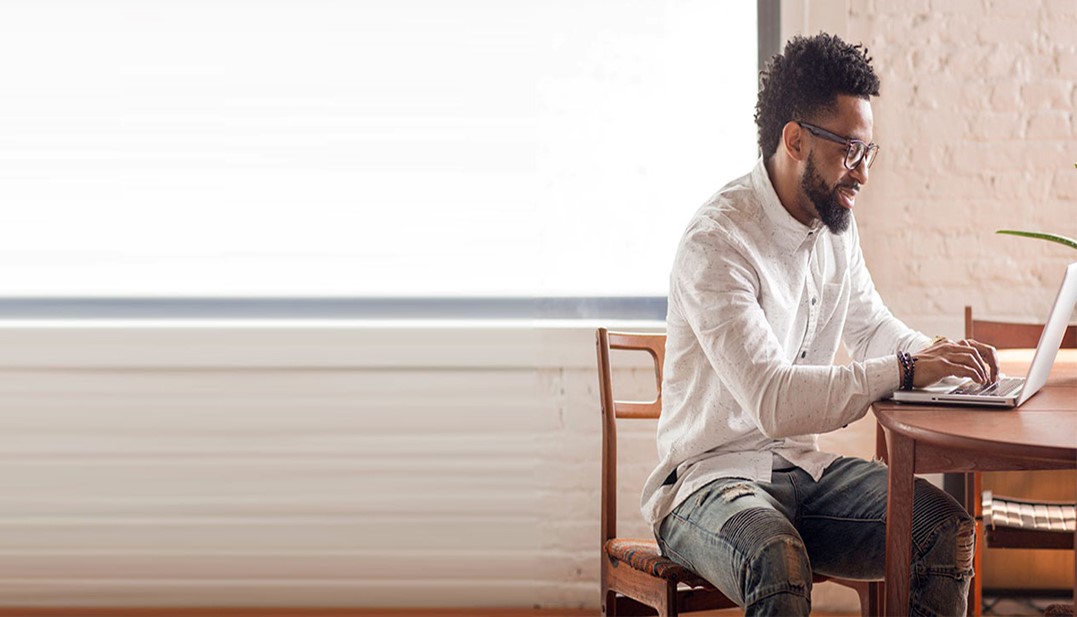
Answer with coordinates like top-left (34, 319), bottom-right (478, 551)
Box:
top-left (765, 155), bottom-right (814, 227)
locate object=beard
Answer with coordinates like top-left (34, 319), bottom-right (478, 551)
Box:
top-left (801, 154), bottom-right (853, 235)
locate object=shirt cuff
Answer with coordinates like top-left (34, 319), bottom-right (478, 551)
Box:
top-left (908, 332), bottom-right (934, 353)
top-left (866, 353), bottom-right (903, 398)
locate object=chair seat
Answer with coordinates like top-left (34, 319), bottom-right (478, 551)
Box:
top-left (604, 538), bottom-right (711, 587)
top-left (982, 491), bottom-right (1076, 549)
top-left (604, 537), bottom-right (852, 590)
top-left (982, 491), bottom-right (1076, 533)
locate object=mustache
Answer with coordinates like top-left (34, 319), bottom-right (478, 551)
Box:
top-left (837, 182), bottom-right (861, 192)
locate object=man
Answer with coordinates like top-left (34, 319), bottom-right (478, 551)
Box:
top-left (642, 33), bottom-right (997, 616)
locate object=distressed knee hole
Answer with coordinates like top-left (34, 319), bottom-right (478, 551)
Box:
top-left (758, 534), bottom-right (810, 571)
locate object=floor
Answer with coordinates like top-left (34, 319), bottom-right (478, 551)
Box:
top-left (983, 594), bottom-right (1075, 616)
top-left (0, 610), bottom-right (845, 617)
top-left (0, 607), bottom-right (865, 611)
top-left (0, 600), bottom-right (1071, 617)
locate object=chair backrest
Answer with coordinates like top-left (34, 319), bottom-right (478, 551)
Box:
top-left (964, 306), bottom-right (1077, 349)
top-left (595, 328), bottom-right (666, 544)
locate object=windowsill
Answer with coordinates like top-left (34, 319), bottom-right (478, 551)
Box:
top-left (0, 297), bottom-right (668, 320)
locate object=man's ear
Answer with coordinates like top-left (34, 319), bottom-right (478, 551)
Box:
top-left (781, 121), bottom-right (806, 162)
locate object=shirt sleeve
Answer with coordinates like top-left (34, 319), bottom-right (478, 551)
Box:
top-left (670, 219), bottom-right (904, 439)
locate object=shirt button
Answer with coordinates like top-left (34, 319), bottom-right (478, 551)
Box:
top-left (811, 297), bottom-right (817, 305)
top-left (801, 351), bottom-right (807, 358)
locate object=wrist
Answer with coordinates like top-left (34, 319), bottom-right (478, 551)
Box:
top-left (897, 351), bottom-right (917, 390)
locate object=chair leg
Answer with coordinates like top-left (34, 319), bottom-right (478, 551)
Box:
top-left (656, 581), bottom-right (678, 617)
top-left (844, 580), bottom-right (872, 617)
top-left (962, 471), bottom-right (982, 617)
top-left (868, 580), bottom-right (883, 617)
top-left (601, 586), bottom-right (617, 616)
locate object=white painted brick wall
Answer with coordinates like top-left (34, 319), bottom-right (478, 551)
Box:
top-left (843, 0), bottom-right (1077, 337)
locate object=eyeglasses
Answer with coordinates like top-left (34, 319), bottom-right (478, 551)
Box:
top-left (797, 121), bottom-right (880, 170)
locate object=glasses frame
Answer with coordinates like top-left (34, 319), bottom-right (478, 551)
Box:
top-left (796, 121), bottom-right (879, 170)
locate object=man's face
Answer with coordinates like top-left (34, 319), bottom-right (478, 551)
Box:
top-left (801, 153), bottom-right (852, 234)
top-left (798, 95), bottom-right (873, 234)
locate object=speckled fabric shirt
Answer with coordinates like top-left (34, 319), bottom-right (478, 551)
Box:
top-left (641, 158), bottom-right (931, 530)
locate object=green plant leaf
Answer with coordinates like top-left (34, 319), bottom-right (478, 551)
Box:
top-left (996, 230), bottom-right (1077, 251)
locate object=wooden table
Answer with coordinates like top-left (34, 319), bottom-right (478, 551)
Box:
top-left (873, 349), bottom-right (1077, 616)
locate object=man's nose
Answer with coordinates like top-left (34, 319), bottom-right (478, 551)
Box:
top-left (850, 158), bottom-right (869, 185)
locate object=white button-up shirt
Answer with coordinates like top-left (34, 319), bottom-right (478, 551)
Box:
top-left (641, 158), bottom-right (930, 529)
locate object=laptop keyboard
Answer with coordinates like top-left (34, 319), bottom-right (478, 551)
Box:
top-left (952, 377), bottom-right (1023, 397)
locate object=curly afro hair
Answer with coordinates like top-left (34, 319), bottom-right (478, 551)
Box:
top-left (755, 33), bottom-right (880, 161)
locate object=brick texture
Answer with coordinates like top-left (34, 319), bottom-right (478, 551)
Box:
top-left (848, 1), bottom-right (1077, 337)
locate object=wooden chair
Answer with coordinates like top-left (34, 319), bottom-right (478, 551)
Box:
top-left (596, 328), bottom-right (877, 616)
top-left (965, 306), bottom-right (1077, 351)
top-left (962, 306), bottom-right (1077, 610)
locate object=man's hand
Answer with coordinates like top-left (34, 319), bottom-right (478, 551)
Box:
top-left (912, 338), bottom-right (999, 388)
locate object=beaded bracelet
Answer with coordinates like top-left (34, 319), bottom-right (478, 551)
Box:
top-left (900, 351), bottom-right (908, 389)
top-left (897, 351), bottom-right (917, 390)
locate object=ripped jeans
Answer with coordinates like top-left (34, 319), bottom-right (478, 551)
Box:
top-left (657, 457), bottom-right (974, 616)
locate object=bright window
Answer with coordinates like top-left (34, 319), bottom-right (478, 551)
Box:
top-left (0, 1), bottom-right (758, 299)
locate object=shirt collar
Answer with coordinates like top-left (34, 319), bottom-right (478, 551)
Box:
top-left (750, 157), bottom-right (824, 253)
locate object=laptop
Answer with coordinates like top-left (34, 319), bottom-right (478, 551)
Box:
top-left (890, 261), bottom-right (1077, 408)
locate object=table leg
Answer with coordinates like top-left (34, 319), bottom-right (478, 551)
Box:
top-left (885, 429), bottom-right (915, 616)
top-left (964, 472), bottom-right (981, 617)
